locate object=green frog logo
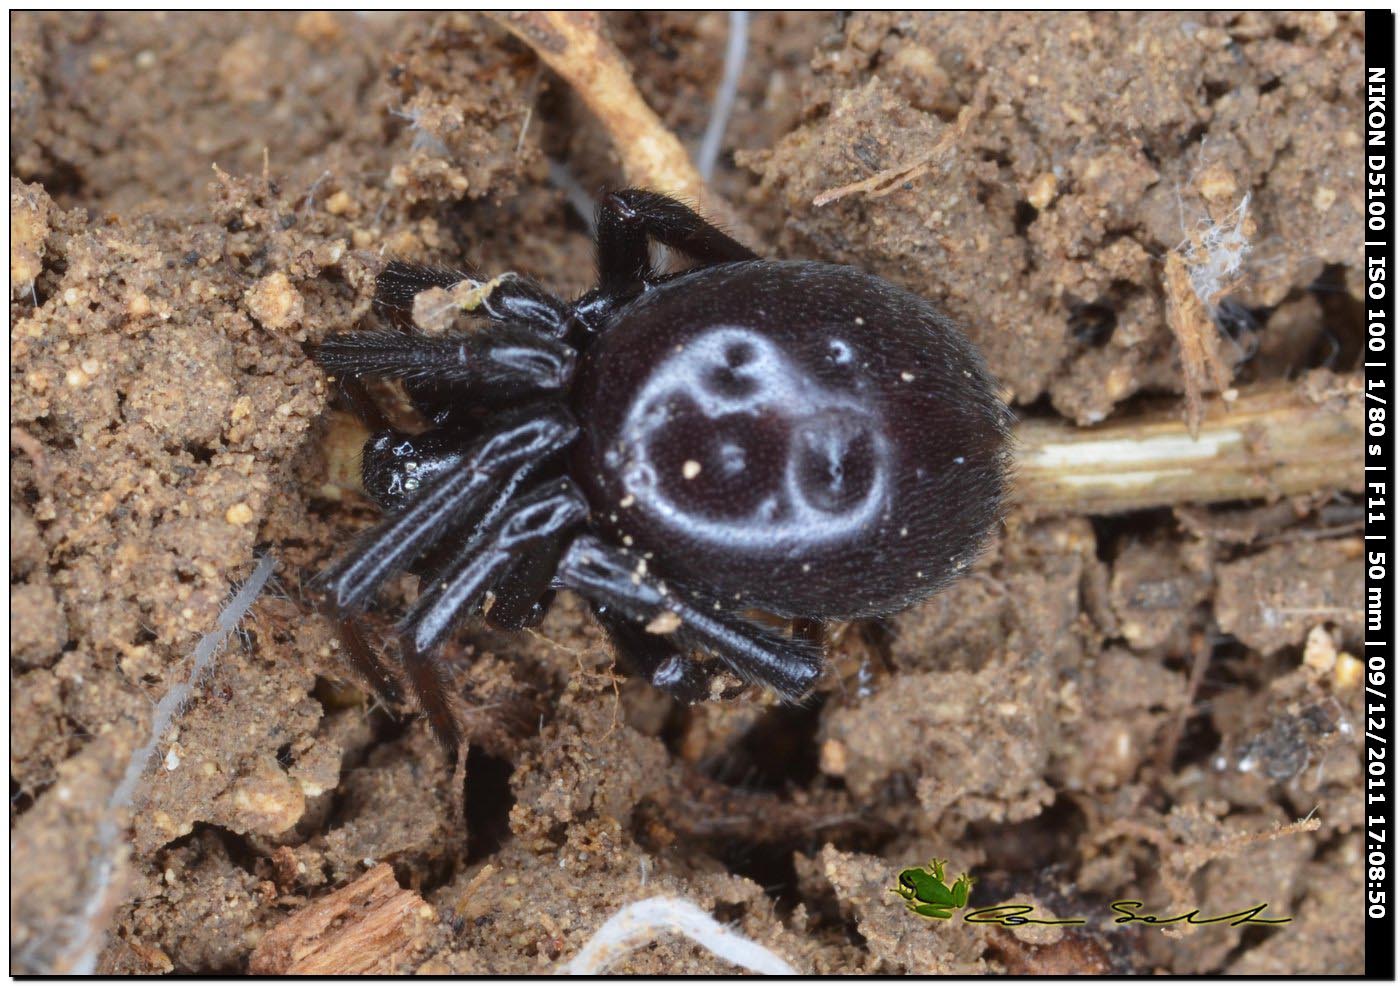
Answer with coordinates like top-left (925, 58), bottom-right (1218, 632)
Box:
top-left (890, 858), bottom-right (974, 920)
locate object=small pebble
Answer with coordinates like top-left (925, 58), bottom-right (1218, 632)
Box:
top-left (325, 190), bottom-right (355, 216)
top-left (645, 611), bottom-right (682, 635)
top-left (819, 739), bottom-right (848, 775)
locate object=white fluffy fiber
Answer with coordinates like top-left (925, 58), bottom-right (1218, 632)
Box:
top-left (1182, 192), bottom-right (1253, 309)
top-left (560, 897), bottom-right (799, 975)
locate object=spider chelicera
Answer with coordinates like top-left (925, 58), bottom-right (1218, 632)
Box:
top-left (314, 189), bottom-right (1012, 749)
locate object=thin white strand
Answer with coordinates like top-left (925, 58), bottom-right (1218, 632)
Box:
top-left (560, 896), bottom-right (799, 975)
top-left (547, 158), bottom-right (600, 235)
top-left (60, 554), bottom-right (277, 974)
top-left (696, 11), bottom-right (750, 182)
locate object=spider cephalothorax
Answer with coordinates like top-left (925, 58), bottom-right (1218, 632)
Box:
top-left (314, 190), bottom-right (1012, 749)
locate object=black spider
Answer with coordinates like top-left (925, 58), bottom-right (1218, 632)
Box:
top-left (314, 189), bottom-right (1012, 749)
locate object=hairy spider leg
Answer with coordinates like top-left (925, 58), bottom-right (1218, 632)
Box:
top-left (315, 325), bottom-right (576, 400)
top-left (593, 606), bottom-right (716, 704)
top-left (331, 456), bottom-right (533, 745)
top-left (336, 616), bottom-right (405, 706)
top-left (405, 456), bottom-right (562, 635)
top-left (331, 375), bottom-right (393, 434)
top-left (406, 456), bottom-right (535, 589)
top-left (471, 273), bottom-right (571, 334)
top-left (398, 637), bottom-right (464, 751)
top-left (373, 261), bottom-right (476, 331)
top-left (557, 535), bottom-right (824, 702)
top-left (318, 335), bottom-right (405, 704)
top-left (317, 349), bottom-right (408, 707)
top-left (593, 189), bottom-right (758, 294)
top-left (315, 406), bottom-right (579, 613)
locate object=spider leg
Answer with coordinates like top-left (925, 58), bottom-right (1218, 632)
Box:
top-left (594, 605), bottom-right (715, 703)
top-left (374, 261), bottom-right (569, 336)
top-left (357, 261), bottom-right (575, 424)
top-left (483, 549), bottom-right (558, 631)
top-left (594, 189), bottom-right (758, 294)
top-left (394, 479), bottom-right (588, 749)
top-left (358, 425), bottom-right (477, 514)
top-left (398, 634), bottom-right (464, 751)
top-left (314, 405), bottom-right (578, 613)
top-left (335, 615), bottom-right (405, 706)
top-left (332, 374), bottom-right (393, 433)
top-left (368, 462), bottom-right (541, 751)
top-left (316, 325), bottom-right (575, 402)
top-left (557, 535), bottom-right (824, 702)
top-left (374, 261), bottom-right (477, 331)
top-left (399, 478), bottom-right (589, 656)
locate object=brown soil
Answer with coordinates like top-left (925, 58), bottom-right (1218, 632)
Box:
top-left (10, 12), bottom-right (1366, 974)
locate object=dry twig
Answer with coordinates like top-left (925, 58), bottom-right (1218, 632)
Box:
top-left (1016, 373), bottom-right (1362, 516)
top-left (1165, 193), bottom-right (1254, 435)
top-left (488, 12), bottom-right (748, 237)
top-left (1089, 806), bottom-right (1322, 941)
top-left (249, 864), bottom-right (435, 975)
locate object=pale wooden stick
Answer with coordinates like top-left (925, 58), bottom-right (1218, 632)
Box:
top-left (1016, 374), bottom-right (1362, 516)
top-left (488, 12), bottom-right (748, 237)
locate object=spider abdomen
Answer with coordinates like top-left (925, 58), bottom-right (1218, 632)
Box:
top-left (572, 260), bottom-right (1012, 620)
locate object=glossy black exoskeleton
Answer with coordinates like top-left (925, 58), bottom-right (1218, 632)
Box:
top-left (314, 190), bottom-right (1012, 749)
